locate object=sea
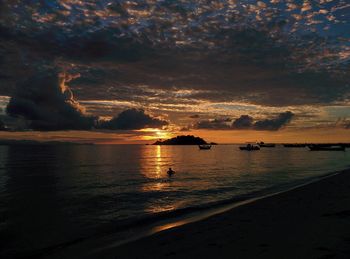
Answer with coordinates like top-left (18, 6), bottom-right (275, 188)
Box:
top-left (0, 144), bottom-right (349, 257)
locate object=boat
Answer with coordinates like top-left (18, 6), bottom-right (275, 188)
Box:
top-left (199, 144), bottom-right (212, 150)
top-left (308, 145), bottom-right (345, 151)
top-left (258, 142), bottom-right (275, 148)
top-left (239, 144), bottom-right (260, 151)
top-left (283, 144), bottom-right (307, 148)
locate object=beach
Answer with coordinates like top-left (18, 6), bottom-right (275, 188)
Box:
top-left (88, 168), bottom-right (350, 259)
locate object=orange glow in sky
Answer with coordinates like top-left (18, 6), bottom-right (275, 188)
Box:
top-left (0, 127), bottom-right (349, 144)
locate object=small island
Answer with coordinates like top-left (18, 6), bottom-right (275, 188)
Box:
top-left (153, 135), bottom-right (214, 145)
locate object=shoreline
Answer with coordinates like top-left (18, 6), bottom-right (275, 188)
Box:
top-left (46, 168), bottom-right (350, 259)
top-left (111, 167), bottom-right (350, 258)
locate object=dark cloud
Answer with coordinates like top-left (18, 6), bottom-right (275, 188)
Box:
top-left (6, 68), bottom-right (96, 131)
top-left (99, 109), bottom-right (168, 130)
top-left (1, 1), bottom-right (350, 108)
top-left (194, 118), bottom-right (231, 130)
top-left (253, 111), bottom-right (294, 131)
top-left (192, 112), bottom-right (294, 131)
top-left (232, 115), bottom-right (254, 129)
top-left (0, 0), bottom-right (350, 131)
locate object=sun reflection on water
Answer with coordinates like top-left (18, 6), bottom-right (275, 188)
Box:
top-left (155, 145), bottom-right (161, 178)
top-left (140, 145), bottom-right (181, 213)
top-left (141, 145), bottom-right (168, 189)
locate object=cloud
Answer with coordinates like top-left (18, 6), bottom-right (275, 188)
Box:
top-left (1, 1), bottom-right (350, 109)
top-left (253, 111), bottom-right (294, 131)
top-left (6, 68), bottom-right (96, 130)
top-left (3, 68), bottom-right (169, 132)
top-left (194, 118), bottom-right (232, 130)
top-left (192, 112), bottom-right (294, 131)
top-left (99, 108), bottom-right (168, 130)
top-left (232, 115), bottom-right (254, 129)
top-left (1, 0), bottom-right (350, 132)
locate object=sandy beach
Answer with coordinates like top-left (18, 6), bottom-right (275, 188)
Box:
top-left (80, 168), bottom-right (350, 259)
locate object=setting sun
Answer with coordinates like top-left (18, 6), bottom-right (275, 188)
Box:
top-left (138, 128), bottom-right (173, 141)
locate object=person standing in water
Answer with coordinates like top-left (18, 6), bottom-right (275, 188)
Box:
top-left (167, 168), bottom-right (175, 176)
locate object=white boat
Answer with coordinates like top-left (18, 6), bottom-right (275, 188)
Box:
top-left (199, 144), bottom-right (212, 150)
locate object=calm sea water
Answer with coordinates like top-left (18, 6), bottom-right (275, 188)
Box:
top-left (0, 144), bottom-right (349, 257)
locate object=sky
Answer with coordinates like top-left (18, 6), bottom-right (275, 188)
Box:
top-left (0, 0), bottom-right (350, 143)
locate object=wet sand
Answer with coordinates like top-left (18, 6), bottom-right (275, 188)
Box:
top-left (99, 169), bottom-right (350, 259)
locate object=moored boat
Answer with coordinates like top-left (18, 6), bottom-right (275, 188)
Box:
top-left (283, 144), bottom-right (307, 148)
top-left (199, 144), bottom-right (212, 150)
top-left (308, 145), bottom-right (345, 151)
top-left (239, 144), bottom-right (260, 151)
top-left (258, 142), bottom-right (276, 147)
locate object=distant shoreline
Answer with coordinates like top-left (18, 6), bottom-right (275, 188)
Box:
top-left (0, 139), bottom-right (94, 146)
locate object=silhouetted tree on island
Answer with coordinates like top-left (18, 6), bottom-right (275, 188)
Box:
top-left (153, 135), bottom-right (209, 145)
